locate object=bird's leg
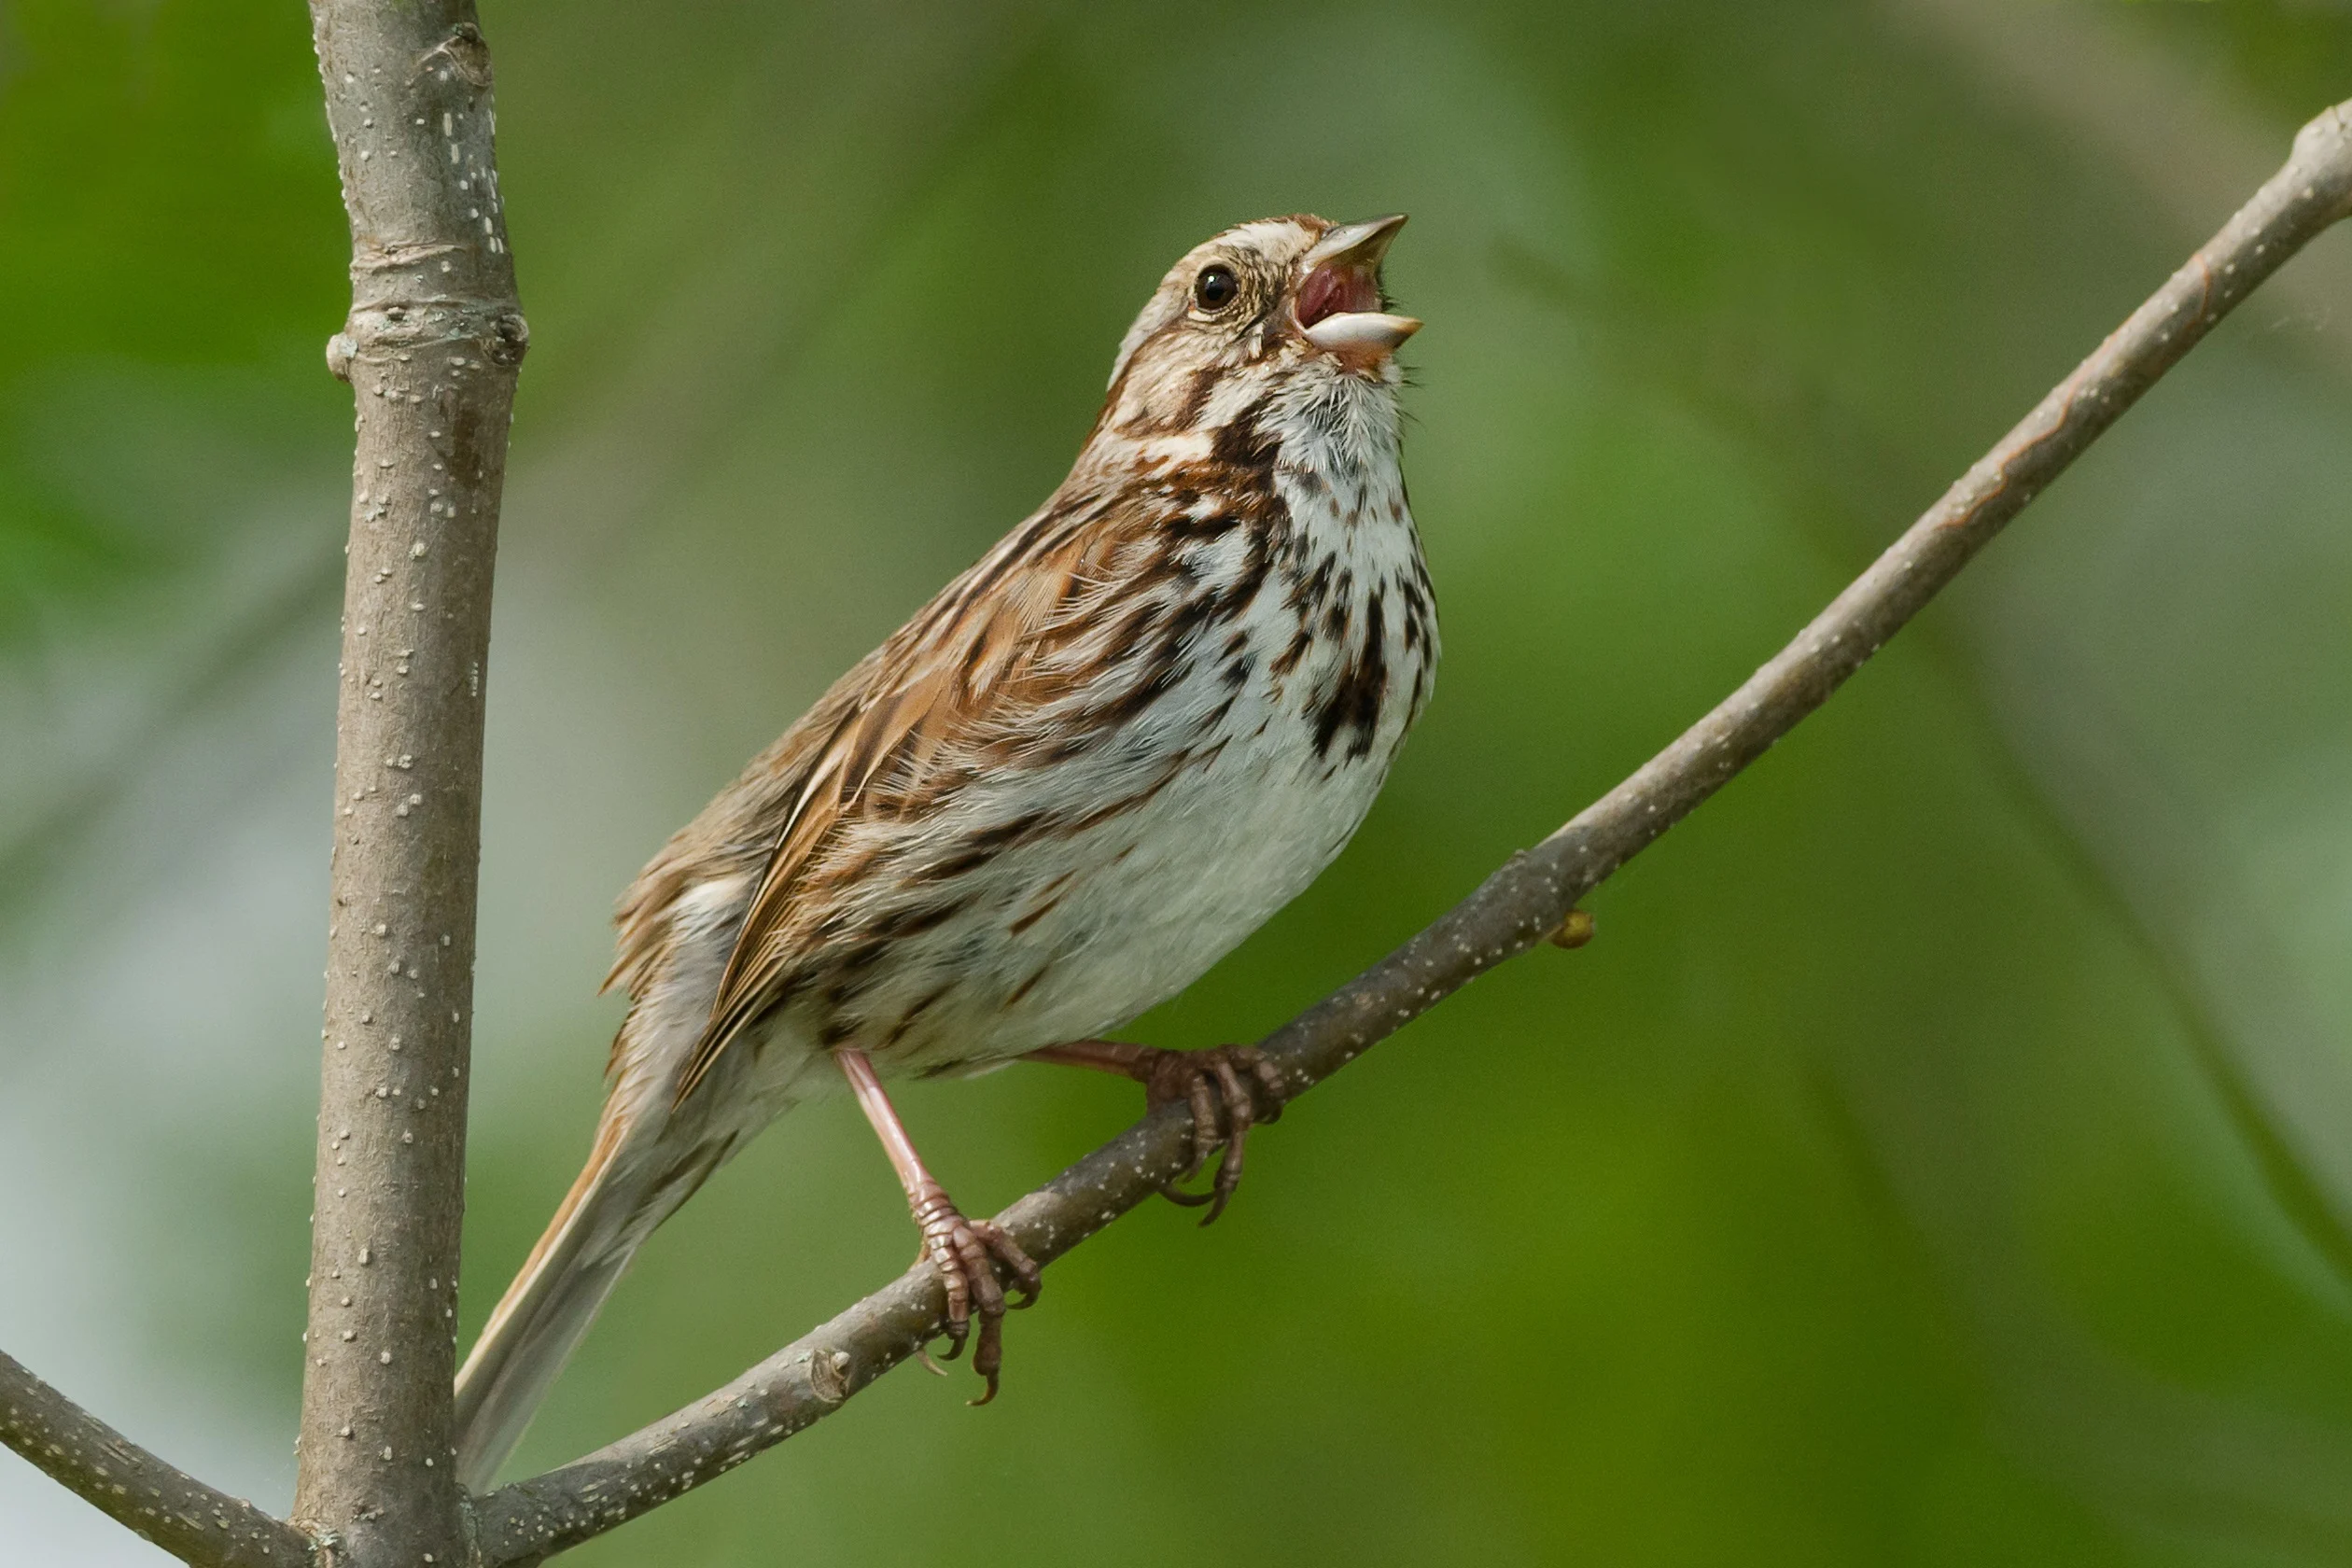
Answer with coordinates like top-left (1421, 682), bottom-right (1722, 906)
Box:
top-left (834, 1047), bottom-right (1039, 1405)
top-left (1021, 1039), bottom-right (1287, 1225)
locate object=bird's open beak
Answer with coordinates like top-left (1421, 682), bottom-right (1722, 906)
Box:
top-left (1296, 214), bottom-right (1421, 357)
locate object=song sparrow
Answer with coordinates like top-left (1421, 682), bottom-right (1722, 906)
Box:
top-left (454, 214), bottom-right (1435, 1488)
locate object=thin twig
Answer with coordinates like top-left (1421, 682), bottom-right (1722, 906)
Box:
top-left (293, 4), bottom-right (525, 1568)
top-left (0, 1351), bottom-right (314, 1568)
top-left (469, 89), bottom-right (2352, 1568)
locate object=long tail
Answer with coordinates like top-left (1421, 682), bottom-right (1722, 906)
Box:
top-left (454, 1113), bottom-right (649, 1492)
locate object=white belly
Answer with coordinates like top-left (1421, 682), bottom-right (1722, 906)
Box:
top-left (855, 494), bottom-right (1434, 1076)
top-left (969, 679), bottom-right (1402, 1053)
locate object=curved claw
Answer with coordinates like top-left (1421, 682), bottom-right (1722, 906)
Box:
top-left (1138, 1045), bottom-right (1287, 1225)
top-left (973, 1218), bottom-right (1043, 1310)
top-left (911, 1185), bottom-right (1041, 1404)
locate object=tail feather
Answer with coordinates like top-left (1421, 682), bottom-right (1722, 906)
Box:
top-left (455, 1115), bottom-right (643, 1492)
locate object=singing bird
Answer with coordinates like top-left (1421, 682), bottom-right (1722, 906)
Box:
top-left (454, 214), bottom-right (1436, 1489)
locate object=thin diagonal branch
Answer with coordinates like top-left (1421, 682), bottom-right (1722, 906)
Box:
top-left (470, 88), bottom-right (2352, 1568)
top-left (0, 1351), bottom-right (314, 1568)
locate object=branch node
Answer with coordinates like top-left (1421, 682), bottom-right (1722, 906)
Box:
top-left (805, 1349), bottom-right (851, 1406)
top-left (1547, 909), bottom-right (1596, 950)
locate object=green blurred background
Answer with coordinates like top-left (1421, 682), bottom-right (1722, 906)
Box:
top-left (7, 0), bottom-right (2352, 1562)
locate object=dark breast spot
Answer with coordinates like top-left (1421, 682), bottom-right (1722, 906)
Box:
top-left (1311, 589), bottom-right (1389, 762)
top-left (1006, 872), bottom-right (1076, 936)
top-left (1002, 961), bottom-right (1055, 1010)
top-left (885, 982), bottom-right (954, 1047)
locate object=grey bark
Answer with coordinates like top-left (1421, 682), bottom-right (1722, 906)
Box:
top-left (291, 5), bottom-right (524, 1568)
top-left (469, 92), bottom-right (2352, 1568)
top-left (0, 1351), bottom-right (313, 1568)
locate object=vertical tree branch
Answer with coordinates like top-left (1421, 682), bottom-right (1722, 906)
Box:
top-left (294, 7), bottom-right (524, 1567)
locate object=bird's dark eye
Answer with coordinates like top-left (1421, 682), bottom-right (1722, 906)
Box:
top-left (1193, 265), bottom-right (1239, 312)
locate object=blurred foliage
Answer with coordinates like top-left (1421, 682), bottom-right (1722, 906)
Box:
top-left (6, 2), bottom-right (2352, 1565)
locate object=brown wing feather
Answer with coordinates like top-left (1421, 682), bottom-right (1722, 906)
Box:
top-left (661, 504), bottom-right (1119, 1103)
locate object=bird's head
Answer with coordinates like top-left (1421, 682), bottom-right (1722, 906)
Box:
top-left (1097, 214), bottom-right (1419, 440)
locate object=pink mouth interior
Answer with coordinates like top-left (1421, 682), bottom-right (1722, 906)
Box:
top-left (1295, 263), bottom-right (1380, 329)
